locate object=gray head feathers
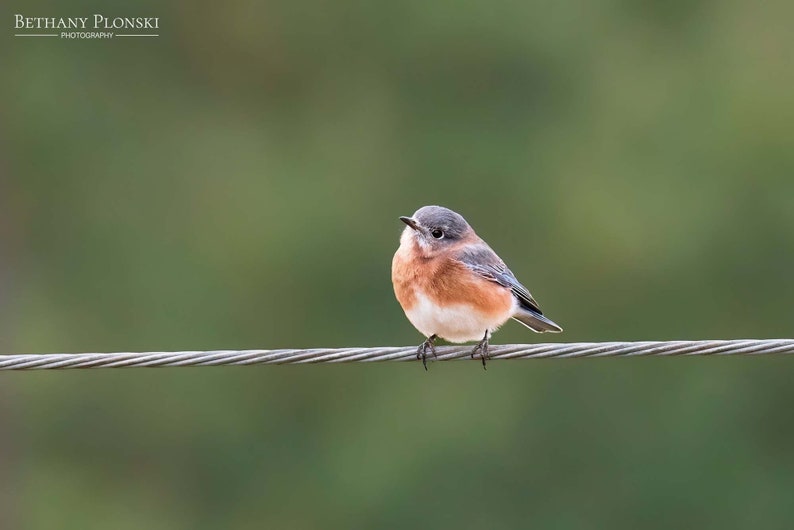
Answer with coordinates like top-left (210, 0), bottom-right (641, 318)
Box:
top-left (411, 205), bottom-right (471, 240)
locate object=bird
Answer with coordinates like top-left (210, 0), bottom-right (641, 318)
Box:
top-left (391, 205), bottom-right (562, 369)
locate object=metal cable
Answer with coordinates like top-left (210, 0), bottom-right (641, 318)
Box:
top-left (0, 339), bottom-right (793, 370)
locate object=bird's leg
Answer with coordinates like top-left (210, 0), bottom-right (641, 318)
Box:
top-left (471, 330), bottom-right (490, 370)
top-left (417, 334), bottom-right (438, 371)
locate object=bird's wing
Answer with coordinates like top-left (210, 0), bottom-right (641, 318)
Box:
top-left (454, 243), bottom-right (543, 314)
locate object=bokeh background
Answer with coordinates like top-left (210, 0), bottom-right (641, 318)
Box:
top-left (3, 0), bottom-right (794, 528)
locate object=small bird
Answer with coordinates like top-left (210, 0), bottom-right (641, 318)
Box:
top-left (392, 205), bottom-right (562, 369)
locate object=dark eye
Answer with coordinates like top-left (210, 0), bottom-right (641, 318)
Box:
top-left (431, 229), bottom-right (444, 239)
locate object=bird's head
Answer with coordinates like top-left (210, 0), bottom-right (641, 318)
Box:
top-left (399, 205), bottom-right (474, 257)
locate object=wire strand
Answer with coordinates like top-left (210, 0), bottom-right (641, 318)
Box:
top-left (1, 339), bottom-right (793, 370)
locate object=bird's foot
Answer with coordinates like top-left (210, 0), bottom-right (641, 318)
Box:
top-left (417, 334), bottom-right (437, 371)
top-left (471, 332), bottom-right (490, 370)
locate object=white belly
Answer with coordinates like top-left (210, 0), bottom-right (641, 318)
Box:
top-left (404, 292), bottom-right (517, 343)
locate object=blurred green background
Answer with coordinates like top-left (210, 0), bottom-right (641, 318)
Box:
top-left (3, 0), bottom-right (794, 528)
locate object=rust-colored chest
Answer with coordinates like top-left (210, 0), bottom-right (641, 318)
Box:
top-left (391, 241), bottom-right (513, 317)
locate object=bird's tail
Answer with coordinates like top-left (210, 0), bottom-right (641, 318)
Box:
top-left (512, 308), bottom-right (563, 333)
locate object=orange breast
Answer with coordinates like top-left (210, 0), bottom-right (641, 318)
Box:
top-left (392, 243), bottom-right (419, 310)
top-left (392, 242), bottom-right (513, 318)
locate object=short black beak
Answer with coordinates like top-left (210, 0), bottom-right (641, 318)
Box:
top-left (400, 216), bottom-right (419, 230)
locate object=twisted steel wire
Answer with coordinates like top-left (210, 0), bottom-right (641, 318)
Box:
top-left (0, 339), bottom-right (793, 370)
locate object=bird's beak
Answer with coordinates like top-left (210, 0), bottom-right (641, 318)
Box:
top-left (399, 216), bottom-right (419, 230)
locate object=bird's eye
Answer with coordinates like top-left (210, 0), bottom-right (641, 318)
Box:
top-left (431, 229), bottom-right (444, 239)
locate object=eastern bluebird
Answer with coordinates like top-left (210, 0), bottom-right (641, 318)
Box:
top-left (392, 205), bottom-right (562, 369)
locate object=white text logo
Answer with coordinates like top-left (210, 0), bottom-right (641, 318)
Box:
top-left (14, 14), bottom-right (160, 39)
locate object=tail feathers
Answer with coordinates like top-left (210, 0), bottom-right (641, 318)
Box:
top-left (512, 308), bottom-right (563, 333)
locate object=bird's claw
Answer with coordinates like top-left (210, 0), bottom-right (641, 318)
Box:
top-left (471, 335), bottom-right (490, 370)
top-left (417, 335), bottom-right (437, 371)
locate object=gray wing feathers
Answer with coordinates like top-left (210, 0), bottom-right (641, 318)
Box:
top-left (456, 243), bottom-right (563, 333)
